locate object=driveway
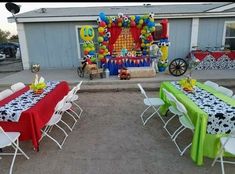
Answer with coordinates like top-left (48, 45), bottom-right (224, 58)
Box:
top-left (1, 91), bottom-right (234, 174)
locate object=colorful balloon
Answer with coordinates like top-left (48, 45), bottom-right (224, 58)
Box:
top-left (80, 25), bottom-right (95, 41)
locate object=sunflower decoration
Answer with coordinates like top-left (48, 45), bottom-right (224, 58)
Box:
top-left (30, 74), bottom-right (46, 94)
top-left (179, 76), bottom-right (196, 92)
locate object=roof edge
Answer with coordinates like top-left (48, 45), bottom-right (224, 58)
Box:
top-left (206, 2), bottom-right (235, 12)
top-left (8, 11), bottom-right (235, 23)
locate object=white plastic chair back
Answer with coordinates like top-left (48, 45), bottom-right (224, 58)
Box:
top-left (137, 83), bottom-right (148, 99)
top-left (55, 98), bottom-right (65, 112)
top-left (0, 89), bottom-right (13, 100)
top-left (175, 100), bottom-right (187, 115)
top-left (163, 88), bottom-right (177, 102)
top-left (204, 81), bottom-right (219, 89)
top-left (10, 82), bottom-right (26, 92)
top-left (75, 81), bottom-right (83, 93)
top-left (70, 87), bottom-right (77, 96)
top-left (232, 95), bottom-right (235, 99)
top-left (216, 86), bottom-right (233, 97)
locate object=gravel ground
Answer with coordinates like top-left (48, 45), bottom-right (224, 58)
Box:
top-left (1, 91), bottom-right (234, 174)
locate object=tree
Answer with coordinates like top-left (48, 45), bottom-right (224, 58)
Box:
top-left (9, 34), bottom-right (19, 42)
top-left (0, 29), bottom-right (10, 43)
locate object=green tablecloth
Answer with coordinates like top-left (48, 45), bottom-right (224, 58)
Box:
top-left (159, 81), bottom-right (235, 166)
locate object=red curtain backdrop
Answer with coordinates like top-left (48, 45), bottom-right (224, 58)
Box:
top-left (108, 27), bottom-right (122, 54)
top-left (130, 27), bottom-right (142, 49)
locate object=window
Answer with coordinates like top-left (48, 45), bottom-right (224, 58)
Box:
top-left (77, 26), bottom-right (99, 59)
top-left (224, 22), bottom-right (235, 50)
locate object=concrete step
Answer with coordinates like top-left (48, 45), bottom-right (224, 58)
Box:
top-left (73, 78), bottom-right (235, 93)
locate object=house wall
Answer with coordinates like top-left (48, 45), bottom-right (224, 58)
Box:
top-left (24, 21), bottom-right (96, 69)
top-left (197, 17), bottom-right (235, 49)
top-left (23, 17), bottom-right (235, 69)
top-left (168, 18), bottom-right (192, 61)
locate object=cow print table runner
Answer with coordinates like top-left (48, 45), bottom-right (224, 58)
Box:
top-left (171, 81), bottom-right (235, 134)
top-left (0, 81), bottom-right (60, 122)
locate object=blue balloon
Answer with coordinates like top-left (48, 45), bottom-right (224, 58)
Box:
top-left (145, 18), bottom-right (149, 24)
top-left (135, 16), bottom-right (140, 23)
top-left (99, 12), bottom-right (106, 21)
top-left (150, 22), bottom-right (155, 27)
top-left (104, 37), bottom-right (109, 41)
top-left (89, 51), bottom-right (95, 55)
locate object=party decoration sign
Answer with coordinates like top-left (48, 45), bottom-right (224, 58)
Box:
top-left (80, 25), bottom-right (95, 41)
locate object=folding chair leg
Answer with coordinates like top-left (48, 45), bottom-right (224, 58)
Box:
top-left (220, 155), bottom-right (225, 174)
top-left (55, 124), bottom-right (68, 148)
top-left (163, 114), bottom-right (177, 137)
top-left (69, 108), bottom-right (80, 120)
top-left (180, 142), bottom-right (192, 156)
top-left (152, 106), bottom-right (165, 125)
top-left (40, 123), bottom-right (68, 149)
top-left (141, 106), bottom-right (165, 126)
top-left (9, 142), bottom-right (18, 174)
top-left (65, 111), bottom-right (77, 130)
top-left (171, 125), bottom-right (184, 139)
top-left (140, 106), bottom-right (151, 125)
top-left (72, 101), bottom-right (83, 118)
top-left (60, 119), bottom-right (73, 132)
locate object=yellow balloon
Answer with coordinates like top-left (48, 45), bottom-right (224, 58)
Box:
top-left (141, 29), bottom-right (146, 34)
top-left (160, 46), bottom-right (168, 61)
top-left (80, 25), bottom-right (95, 41)
top-left (98, 27), bottom-right (105, 33)
top-left (130, 16), bottom-right (135, 20)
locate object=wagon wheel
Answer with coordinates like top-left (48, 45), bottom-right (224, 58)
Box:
top-left (77, 66), bottom-right (84, 78)
top-left (169, 58), bottom-right (188, 76)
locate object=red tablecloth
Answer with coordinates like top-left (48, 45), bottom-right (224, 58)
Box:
top-left (0, 81), bottom-right (69, 150)
top-left (192, 51), bottom-right (235, 61)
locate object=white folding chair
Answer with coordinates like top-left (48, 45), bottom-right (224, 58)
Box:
top-left (67, 86), bottom-right (83, 118)
top-left (171, 100), bottom-right (195, 156)
top-left (232, 95), bottom-right (235, 99)
top-left (59, 95), bottom-right (78, 131)
top-left (204, 81), bottom-right (219, 89)
top-left (0, 89), bottom-right (14, 101)
top-left (0, 126), bottom-right (29, 174)
top-left (137, 83), bottom-right (165, 126)
top-left (212, 129), bottom-right (235, 174)
top-left (10, 82), bottom-right (26, 92)
top-left (39, 99), bottom-right (69, 149)
top-left (162, 88), bottom-right (184, 137)
top-left (216, 86), bottom-right (233, 97)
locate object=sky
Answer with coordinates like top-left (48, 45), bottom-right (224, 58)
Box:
top-left (0, 2), bottom-right (202, 36)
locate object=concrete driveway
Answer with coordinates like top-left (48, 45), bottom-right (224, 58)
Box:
top-left (1, 91), bottom-right (234, 174)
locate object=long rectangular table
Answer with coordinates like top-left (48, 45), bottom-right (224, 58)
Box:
top-left (0, 81), bottom-right (69, 151)
top-left (159, 81), bottom-right (235, 166)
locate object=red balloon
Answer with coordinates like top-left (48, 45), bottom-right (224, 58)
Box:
top-left (130, 21), bottom-right (136, 27)
top-left (99, 21), bottom-right (106, 27)
top-left (117, 18), bottom-right (122, 23)
top-left (87, 58), bottom-right (92, 64)
top-left (99, 31), bottom-right (105, 36)
top-left (148, 35), bottom-right (153, 41)
top-left (99, 49), bottom-right (105, 54)
top-left (84, 50), bottom-right (89, 55)
top-left (101, 58), bottom-right (106, 63)
top-left (102, 41), bottom-right (108, 46)
top-left (160, 18), bottom-right (168, 39)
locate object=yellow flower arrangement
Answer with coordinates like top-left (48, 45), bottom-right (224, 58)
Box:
top-left (179, 77), bottom-right (196, 92)
top-left (30, 74), bottom-right (46, 94)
